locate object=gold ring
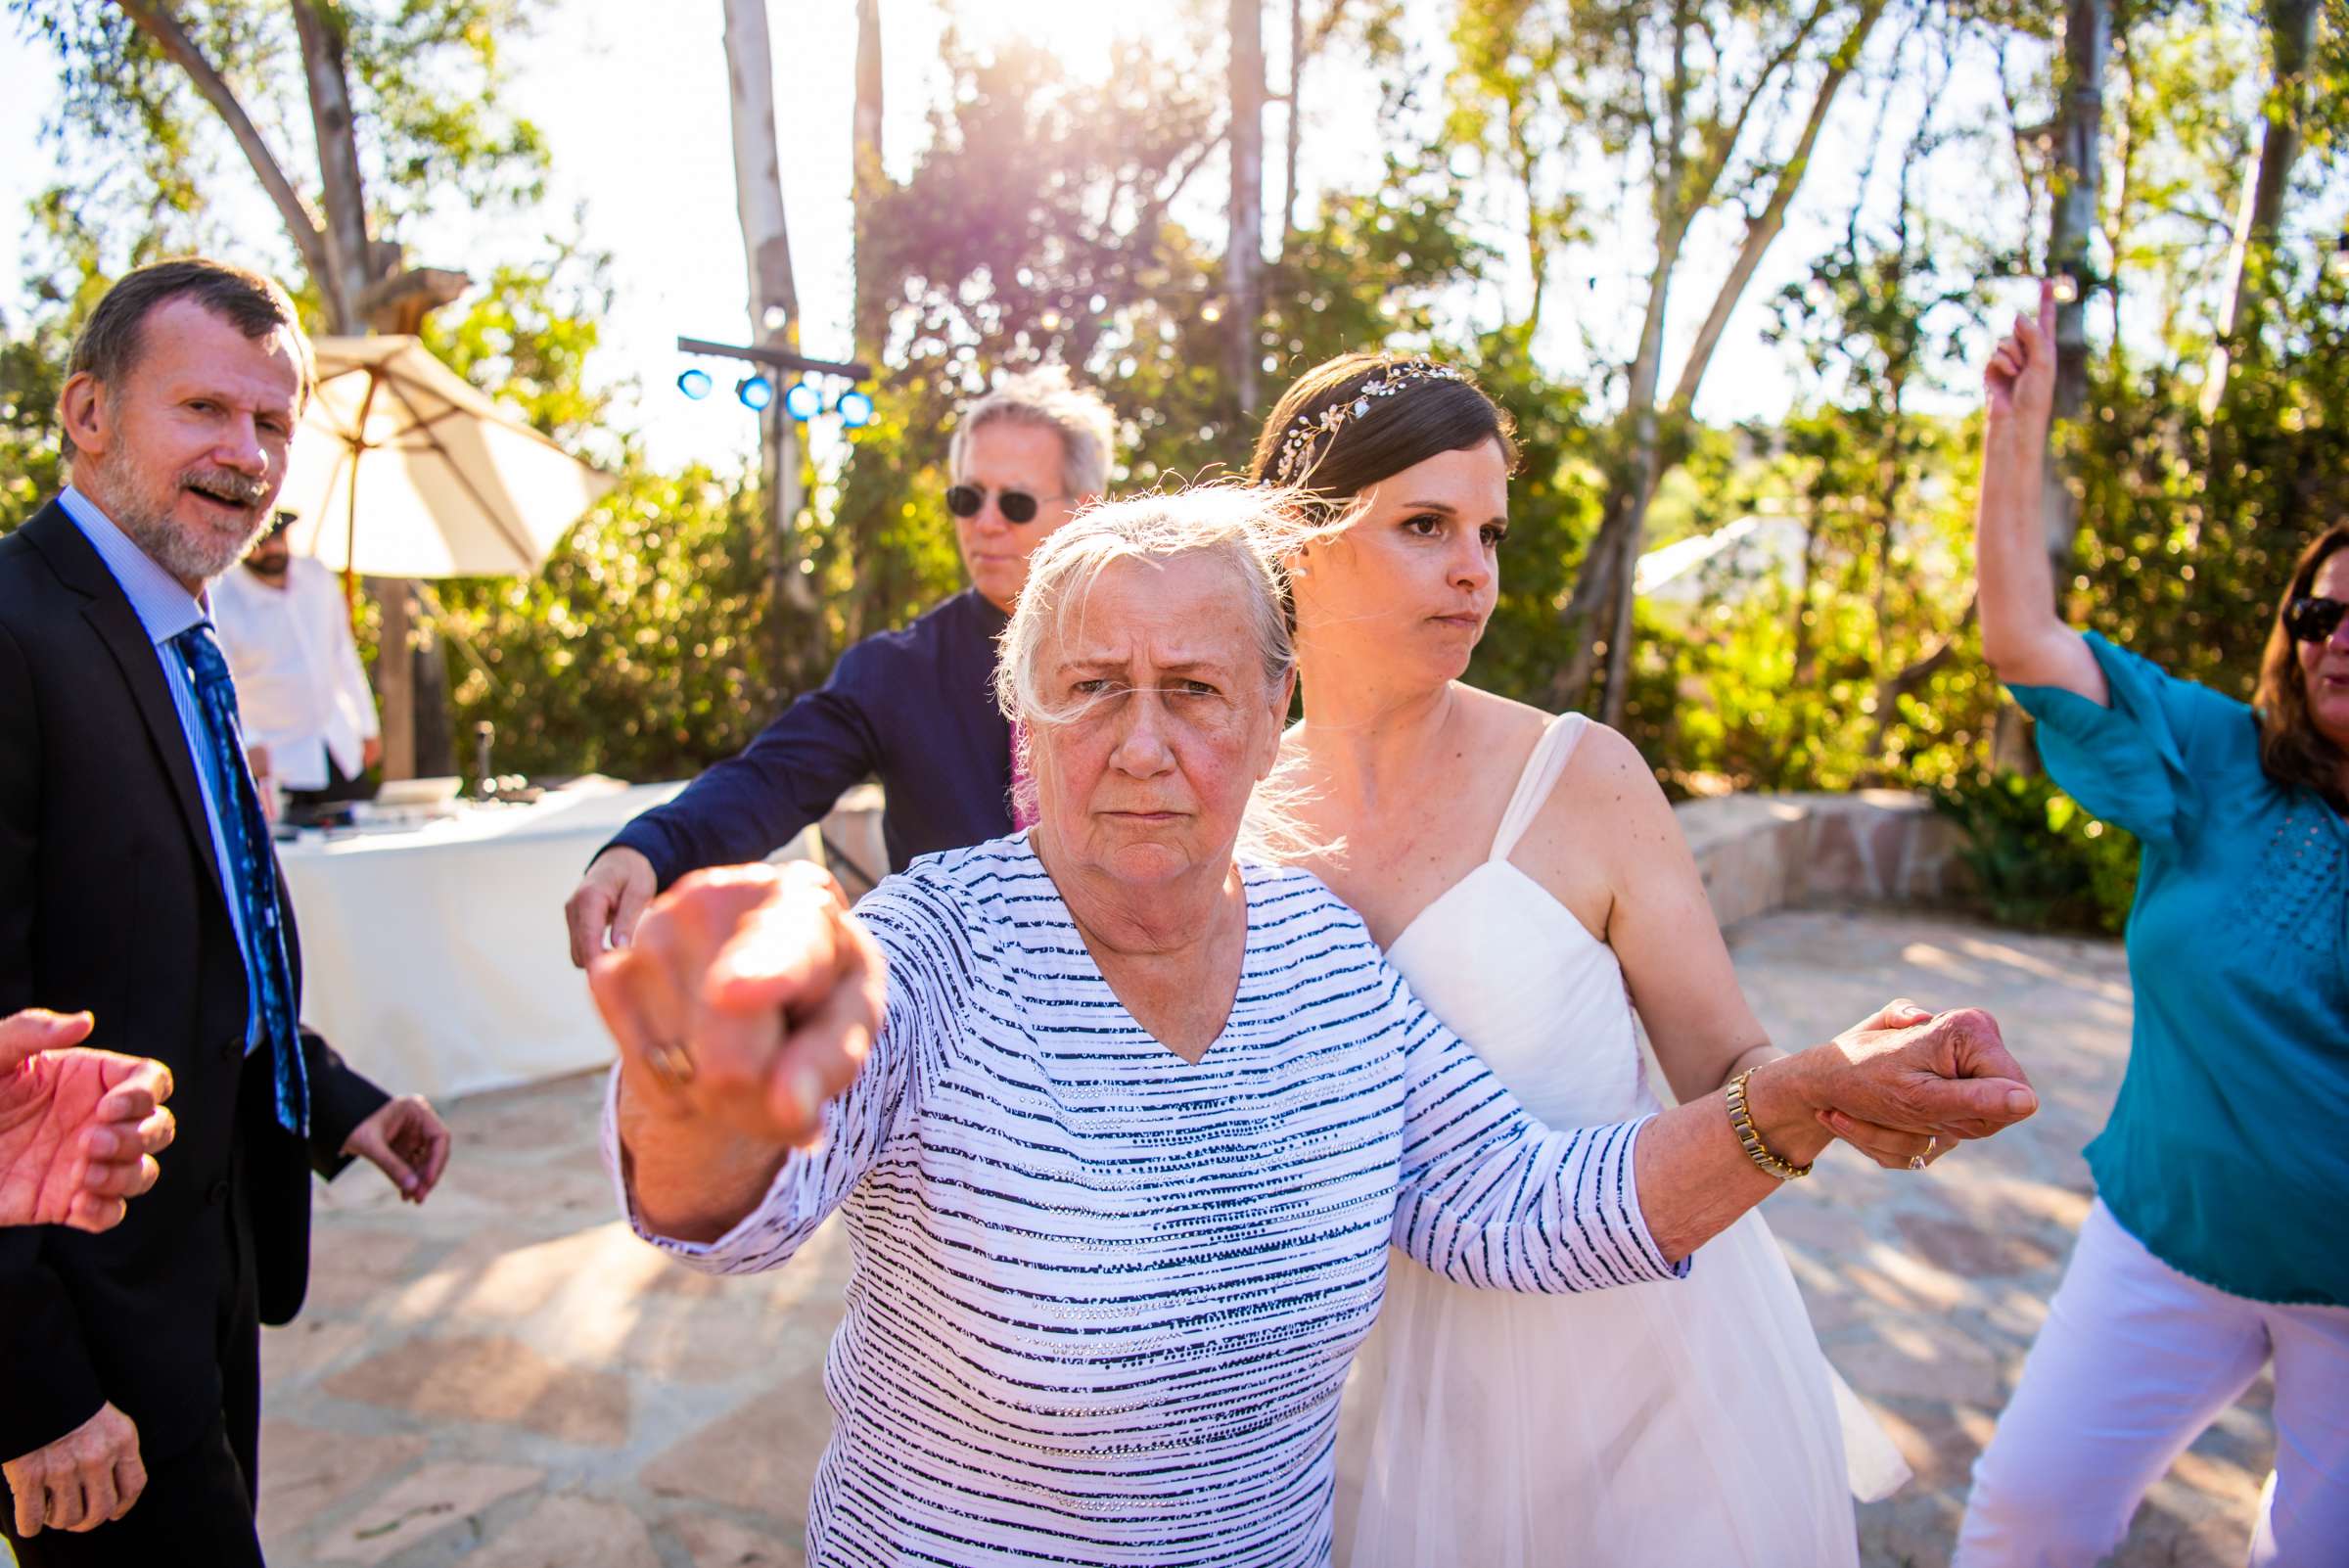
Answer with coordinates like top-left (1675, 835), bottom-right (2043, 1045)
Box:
top-left (1909, 1135), bottom-right (1938, 1173)
top-left (645, 1040), bottom-right (696, 1086)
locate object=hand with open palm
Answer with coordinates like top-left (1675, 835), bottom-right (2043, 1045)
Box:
top-left (0, 1010), bottom-right (176, 1233)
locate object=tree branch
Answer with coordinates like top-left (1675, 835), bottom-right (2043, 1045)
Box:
top-left (113, 0), bottom-right (329, 286)
top-left (1687, 0), bottom-right (1836, 216)
top-left (1669, 0), bottom-right (1886, 408)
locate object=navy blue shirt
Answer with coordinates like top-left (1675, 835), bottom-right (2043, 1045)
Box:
top-left (608, 589), bottom-right (1014, 886)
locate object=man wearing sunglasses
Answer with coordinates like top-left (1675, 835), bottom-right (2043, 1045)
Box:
top-left (567, 367), bottom-right (1117, 965)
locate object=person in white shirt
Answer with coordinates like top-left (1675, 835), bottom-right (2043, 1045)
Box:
top-left (211, 513), bottom-right (381, 808)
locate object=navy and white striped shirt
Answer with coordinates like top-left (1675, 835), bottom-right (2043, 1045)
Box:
top-left (605, 836), bottom-right (1682, 1566)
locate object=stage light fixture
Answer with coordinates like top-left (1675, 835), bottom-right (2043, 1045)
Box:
top-left (837, 390), bottom-right (876, 428)
top-left (676, 368), bottom-right (714, 399)
top-left (784, 381), bottom-right (823, 421)
top-left (736, 374), bottom-right (775, 411)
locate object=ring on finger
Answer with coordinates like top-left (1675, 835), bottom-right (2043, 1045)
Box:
top-left (645, 1040), bottom-right (696, 1086)
top-left (1908, 1135), bottom-right (1939, 1173)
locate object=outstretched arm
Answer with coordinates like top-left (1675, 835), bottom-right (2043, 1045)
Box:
top-left (1394, 982), bottom-right (2036, 1280)
top-left (1523, 723), bottom-right (1950, 1170)
top-left (592, 862), bottom-right (893, 1262)
top-left (1978, 279), bottom-right (2106, 702)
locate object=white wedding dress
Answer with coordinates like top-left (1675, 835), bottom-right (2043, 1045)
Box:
top-left (1336, 713), bottom-right (1909, 1568)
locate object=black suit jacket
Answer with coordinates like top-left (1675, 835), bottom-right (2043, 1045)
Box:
top-left (0, 500), bottom-right (388, 1466)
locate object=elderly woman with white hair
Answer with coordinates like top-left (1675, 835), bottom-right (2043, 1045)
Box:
top-left (591, 487), bottom-right (2038, 1566)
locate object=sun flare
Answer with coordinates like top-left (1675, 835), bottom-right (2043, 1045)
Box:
top-left (945, 0), bottom-right (1196, 76)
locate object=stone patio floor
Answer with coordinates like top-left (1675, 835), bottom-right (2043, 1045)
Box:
top-left (70, 907), bottom-right (2279, 1566)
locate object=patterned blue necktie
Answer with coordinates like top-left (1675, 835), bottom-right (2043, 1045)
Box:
top-left (171, 623), bottom-right (309, 1136)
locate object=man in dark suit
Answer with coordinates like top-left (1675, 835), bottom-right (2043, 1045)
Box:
top-left (0, 258), bottom-right (452, 1565)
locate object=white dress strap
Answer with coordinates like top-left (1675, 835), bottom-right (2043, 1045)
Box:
top-left (1489, 713), bottom-right (1590, 864)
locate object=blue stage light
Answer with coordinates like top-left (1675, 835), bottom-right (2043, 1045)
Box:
top-left (676, 368), bottom-right (714, 399)
top-left (783, 381), bottom-right (823, 421)
top-left (837, 390), bottom-right (875, 428)
top-left (736, 374), bottom-right (775, 411)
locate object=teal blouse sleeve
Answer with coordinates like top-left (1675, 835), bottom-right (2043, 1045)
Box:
top-left (2004, 632), bottom-right (2252, 851)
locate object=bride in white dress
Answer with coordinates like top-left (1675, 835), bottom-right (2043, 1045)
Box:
top-left (1248, 354), bottom-right (1914, 1566)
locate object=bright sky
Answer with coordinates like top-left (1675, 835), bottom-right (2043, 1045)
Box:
top-left (0, 0), bottom-right (2063, 480)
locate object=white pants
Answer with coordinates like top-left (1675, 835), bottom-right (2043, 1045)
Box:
top-left (1956, 1198), bottom-right (2349, 1567)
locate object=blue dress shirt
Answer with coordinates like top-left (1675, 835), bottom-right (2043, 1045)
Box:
top-left (58, 485), bottom-right (260, 1047)
top-left (607, 589), bottom-right (1016, 886)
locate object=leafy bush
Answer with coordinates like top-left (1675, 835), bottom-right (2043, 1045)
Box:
top-left (430, 461), bottom-right (788, 784)
top-left (1931, 769), bottom-right (2141, 935)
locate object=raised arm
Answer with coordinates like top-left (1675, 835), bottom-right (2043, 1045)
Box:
top-left (590, 862), bottom-right (895, 1268)
top-left (567, 661), bottom-right (889, 966)
top-left (1392, 969), bottom-right (2038, 1278)
top-left (1978, 279), bottom-right (2106, 701)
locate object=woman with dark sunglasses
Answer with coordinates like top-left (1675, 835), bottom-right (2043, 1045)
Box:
top-left (1956, 282), bottom-right (2349, 1565)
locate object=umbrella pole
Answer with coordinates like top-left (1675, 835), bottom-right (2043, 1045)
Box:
top-left (347, 370), bottom-right (420, 781)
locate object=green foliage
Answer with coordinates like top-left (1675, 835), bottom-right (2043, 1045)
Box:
top-left (7, 0), bottom-right (2349, 891)
top-left (430, 461), bottom-right (782, 783)
top-left (1932, 770), bottom-right (2141, 934)
top-left (2069, 260), bottom-right (2349, 700)
top-left (421, 238), bottom-right (616, 445)
top-left (1460, 323), bottom-right (1606, 707)
top-left (8, 0), bottom-right (552, 271)
top-left (826, 34), bottom-right (1497, 643)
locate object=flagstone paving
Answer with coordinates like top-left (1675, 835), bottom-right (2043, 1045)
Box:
top-left (181, 909), bottom-right (2265, 1565)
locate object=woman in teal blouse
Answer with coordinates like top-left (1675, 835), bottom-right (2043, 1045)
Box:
top-left (1954, 283), bottom-right (2349, 1567)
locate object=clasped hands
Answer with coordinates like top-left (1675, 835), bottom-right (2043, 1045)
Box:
top-left (1777, 999), bottom-right (2038, 1174)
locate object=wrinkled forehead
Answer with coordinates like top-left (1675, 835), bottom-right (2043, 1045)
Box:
top-left (136, 306), bottom-right (307, 413)
top-left (955, 418), bottom-right (1069, 486)
top-left (1043, 552), bottom-right (1259, 677)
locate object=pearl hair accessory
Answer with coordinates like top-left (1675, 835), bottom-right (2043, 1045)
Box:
top-left (1269, 360), bottom-right (1469, 486)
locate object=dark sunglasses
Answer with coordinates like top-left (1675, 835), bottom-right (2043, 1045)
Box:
top-left (946, 484), bottom-right (1064, 525)
top-left (2284, 595), bottom-right (2349, 644)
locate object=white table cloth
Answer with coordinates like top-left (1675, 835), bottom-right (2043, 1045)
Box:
top-left (277, 778), bottom-right (814, 1101)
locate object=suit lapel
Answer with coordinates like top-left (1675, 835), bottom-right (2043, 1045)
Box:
top-left (23, 503), bottom-right (233, 907)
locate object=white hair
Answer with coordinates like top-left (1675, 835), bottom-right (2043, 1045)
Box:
top-left (950, 365), bottom-right (1120, 499)
top-left (994, 484), bottom-right (1332, 859)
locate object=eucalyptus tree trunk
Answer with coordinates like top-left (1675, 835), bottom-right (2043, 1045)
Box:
top-left (1591, 0), bottom-right (1693, 729)
top-left (294, 0), bottom-right (456, 774)
top-left (1280, 0), bottom-right (1304, 251)
top-left (845, 0), bottom-right (886, 641)
top-left (1548, 0), bottom-right (1881, 718)
top-left (290, 0), bottom-right (373, 333)
top-left (719, 0), bottom-right (820, 678)
top-left (2202, 0), bottom-right (2323, 410)
top-left (1227, 0), bottom-right (1266, 418)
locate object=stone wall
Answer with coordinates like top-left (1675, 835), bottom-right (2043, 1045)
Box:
top-left (821, 785), bottom-right (1970, 928)
top-left (1675, 789), bottom-right (1970, 931)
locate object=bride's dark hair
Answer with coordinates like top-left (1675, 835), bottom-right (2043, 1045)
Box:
top-left (1246, 352), bottom-right (1518, 500)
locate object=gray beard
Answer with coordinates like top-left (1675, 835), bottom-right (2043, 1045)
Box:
top-left (96, 461), bottom-right (271, 588)
top-left (114, 503), bottom-right (256, 588)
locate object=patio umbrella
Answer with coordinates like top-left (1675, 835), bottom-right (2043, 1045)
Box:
top-left (276, 335), bottom-right (614, 579)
